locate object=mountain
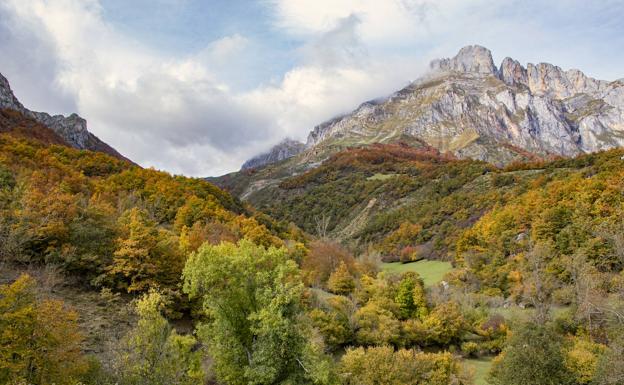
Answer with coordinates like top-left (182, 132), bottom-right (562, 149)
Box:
top-left (306, 45), bottom-right (624, 165)
top-left (239, 45), bottom-right (624, 172)
top-left (0, 72), bottom-right (128, 161)
top-left (241, 138), bottom-right (305, 170)
top-left (213, 44), bottom-right (624, 250)
top-left (0, 106), bottom-right (297, 362)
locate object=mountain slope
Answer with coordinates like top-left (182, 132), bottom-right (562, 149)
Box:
top-left (0, 124), bottom-right (295, 292)
top-left (217, 45), bottom-right (624, 256)
top-left (0, 72), bottom-right (128, 161)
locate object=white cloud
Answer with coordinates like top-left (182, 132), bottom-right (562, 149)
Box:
top-left (0, 0), bottom-right (276, 176)
top-left (0, 0), bottom-right (425, 176)
top-left (267, 0), bottom-right (491, 44)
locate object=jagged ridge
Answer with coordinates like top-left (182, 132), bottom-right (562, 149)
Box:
top-left (241, 138), bottom-right (305, 170)
top-left (0, 72), bottom-right (129, 161)
top-left (305, 45), bottom-right (624, 165)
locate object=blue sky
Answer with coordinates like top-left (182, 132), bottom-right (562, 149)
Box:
top-left (100, 0), bottom-right (299, 88)
top-left (1, 0), bottom-right (623, 176)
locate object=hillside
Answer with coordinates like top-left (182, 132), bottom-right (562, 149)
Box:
top-left (216, 138), bottom-right (624, 270)
top-left (214, 44), bottom-right (624, 260)
top-left (0, 106), bottom-right (300, 317)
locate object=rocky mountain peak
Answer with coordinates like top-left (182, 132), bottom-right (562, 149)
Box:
top-left (499, 61), bottom-right (608, 99)
top-left (430, 45), bottom-right (498, 75)
top-left (241, 138), bottom-right (305, 170)
top-left (293, 45), bottom-right (624, 167)
top-left (0, 71), bottom-right (128, 160)
top-left (0, 72), bottom-right (24, 111)
top-left (499, 57), bottom-right (528, 86)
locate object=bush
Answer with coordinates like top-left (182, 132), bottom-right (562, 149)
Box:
top-left (339, 345), bottom-right (472, 385)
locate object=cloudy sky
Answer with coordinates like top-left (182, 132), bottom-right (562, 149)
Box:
top-left (1, 0), bottom-right (623, 176)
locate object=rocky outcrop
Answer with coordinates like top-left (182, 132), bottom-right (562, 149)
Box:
top-left (430, 45), bottom-right (498, 75)
top-left (0, 72), bottom-right (127, 160)
top-left (241, 138), bottom-right (305, 170)
top-left (304, 45), bottom-right (624, 165)
top-left (499, 57), bottom-right (527, 87)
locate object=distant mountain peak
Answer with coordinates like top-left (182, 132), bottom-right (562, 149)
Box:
top-left (430, 44), bottom-right (498, 75)
top-left (241, 138), bottom-right (305, 170)
top-left (0, 73), bottom-right (24, 110)
top-left (0, 71), bottom-right (128, 161)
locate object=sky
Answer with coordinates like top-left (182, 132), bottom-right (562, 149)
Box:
top-left (1, 0), bottom-right (623, 177)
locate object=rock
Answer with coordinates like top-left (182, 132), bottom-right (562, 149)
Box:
top-left (430, 45), bottom-right (498, 75)
top-left (300, 45), bottom-right (624, 165)
top-left (241, 138), bottom-right (305, 170)
top-left (500, 57), bottom-right (528, 87)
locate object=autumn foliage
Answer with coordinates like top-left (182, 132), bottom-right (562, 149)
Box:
top-left (0, 131), bottom-right (289, 295)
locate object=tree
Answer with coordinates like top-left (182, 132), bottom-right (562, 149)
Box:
top-left (0, 274), bottom-right (87, 385)
top-left (591, 327), bottom-right (624, 385)
top-left (354, 300), bottom-right (401, 346)
top-left (301, 240), bottom-right (355, 287)
top-left (183, 240), bottom-right (336, 385)
top-left (112, 291), bottom-right (204, 385)
top-left (67, 195), bottom-right (118, 279)
top-left (178, 221), bottom-right (237, 254)
top-left (421, 301), bottom-right (466, 345)
top-left (394, 272), bottom-right (428, 320)
top-left (327, 261), bottom-right (355, 295)
top-left (107, 208), bottom-right (183, 292)
top-left (489, 322), bottom-right (575, 385)
top-left (309, 296), bottom-right (355, 350)
top-left (564, 336), bottom-right (606, 385)
top-left (523, 242), bottom-right (556, 325)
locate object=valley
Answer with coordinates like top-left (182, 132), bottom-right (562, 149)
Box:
top-left (1, 43), bottom-right (624, 385)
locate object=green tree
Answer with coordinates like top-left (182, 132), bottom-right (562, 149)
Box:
top-left (183, 240), bottom-right (336, 385)
top-left (112, 291), bottom-right (204, 385)
top-left (394, 272), bottom-right (428, 320)
top-left (354, 300), bottom-right (401, 346)
top-left (309, 296), bottom-right (355, 350)
top-left (489, 322), bottom-right (575, 385)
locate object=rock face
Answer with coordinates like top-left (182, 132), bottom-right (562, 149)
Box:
top-left (304, 45), bottom-right (624, 165)
top-left (241, 139), bottom-right (305, 170)
top-left (0, 72), bottom-right (127, 160)
top-left (430, 45), bottom-right (498, 75)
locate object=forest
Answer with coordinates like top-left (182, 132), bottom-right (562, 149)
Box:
top-left (1, 112), bottom-right (623, 385)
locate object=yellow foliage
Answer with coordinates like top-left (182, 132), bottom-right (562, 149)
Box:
top-left (0, 274), bottom-right (87, 384)
top-left (565, 336), bottom-right (607, 384)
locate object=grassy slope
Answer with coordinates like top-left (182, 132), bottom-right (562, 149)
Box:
top-left (381, 260), bottom-right (453, 287)
top-left (465, 357), bottom-right (493, 385)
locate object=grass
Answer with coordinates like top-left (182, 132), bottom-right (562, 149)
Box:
top-left (366, 173), bottom-right (399, 181)
top-left (381, 259), bottom-right (453, 286)
top-left (465, 356), bottom-right (494, 385)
